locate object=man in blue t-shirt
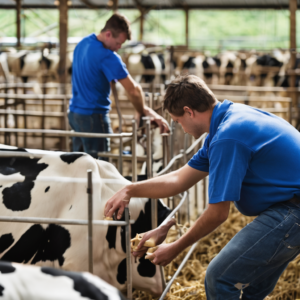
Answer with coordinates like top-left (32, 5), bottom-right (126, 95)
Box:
top-left (104, 75), bottom-right (300, 299)
top-left (69, 13), bottom-right (169, 158)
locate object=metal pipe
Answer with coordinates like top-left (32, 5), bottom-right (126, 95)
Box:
top-left (158, 242), bottom-right (198, 300)
top-left (163, 135), bottom-right (168, 168)
top-left (111, 81), bottom-right (123, 175)
top-left (125, 207), bottom-right (132, 299)
top-left (146, 119), bottom-right (152, 179)
top-left (131, 120), bottom-right (137, 182)
top-left (87, 170), bottom-right (93, 274)
top-left (0, 128), bottom-right (132, 138)
top-left (159, 192), bottom-right (187, 227)
top-left (169, 120), bottom-right (175, 164)
top-left (145, 119), bottom-right (157, 229)
top-left (156, 134), bottom-right (206, 177)
top-left (97, 152), bottom-right (147, 161)
top-left (0, 216), bottom-right (135, 226)
top-left (183, 135), bottom-right (190, 224)
top-left (64, 95), bottom-right (69, 151)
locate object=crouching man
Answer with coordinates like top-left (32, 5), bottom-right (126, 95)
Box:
top-left (105, 75), bottom-right (300, 299)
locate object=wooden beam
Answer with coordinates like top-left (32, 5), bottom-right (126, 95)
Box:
top-left (16, 0), bottom-right (21, 47)
top-left (79, 0), bottom-right (98, 9)
top-left (185, 8), bottom-right (189, 48)
top-left (139, 11), bottom-right (144, 41)
top-left (289, 0), bottom-right (297, 111)
top-left (113, 0), bottom-right (118, 12)
top-left (290, 0), bottom-right (297, 67)
top-left (58, 0), bottom-right (68, 92)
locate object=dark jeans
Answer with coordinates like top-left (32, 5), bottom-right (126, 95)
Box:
top-left (68, 111), bottom-right (113, 159)
top-left (205, 200), bottom-right (300, 299)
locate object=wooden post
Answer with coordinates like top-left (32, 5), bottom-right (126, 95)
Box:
top-left (16, 0), bottom-right (21, 47)
top-left (112, 0), bottom-right (118, 12)
top-left (289, 0), bottom-right (297, 122)
top-left (58, 0), bottom-right (68, 94)
top-left (139, 10), bottom-right (144, 41)
top-left (185, 8), bottom-right (189, 48)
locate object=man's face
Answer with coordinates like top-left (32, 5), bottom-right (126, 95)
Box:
top-left (105, 31), bottom-right (127, 52)
top-left (169, 110), bottom-right (206, 139)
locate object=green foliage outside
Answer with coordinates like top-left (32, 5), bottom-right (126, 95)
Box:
top-left (0, 8), bottom-right (299, 52)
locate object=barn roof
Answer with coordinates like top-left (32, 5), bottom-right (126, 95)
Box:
top-left (1, 0), bottom-right (300, 9)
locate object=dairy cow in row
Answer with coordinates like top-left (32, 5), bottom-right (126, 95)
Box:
top-left (5, 50), bottom-right (72, 83)
top-left (0, 260), bottom-right (126, 300)
top-left (0, 145), bottom-right (170, 295)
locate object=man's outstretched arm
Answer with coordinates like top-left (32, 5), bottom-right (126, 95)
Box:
top-left (118, 75), bottom-right (170, 133)
top-left (104, 165), bottom-right (208, 219)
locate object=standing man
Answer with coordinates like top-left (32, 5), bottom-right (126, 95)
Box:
top-left (69, 13), bottom-right (169, 158)
top-left (104, 75), bottom-right (300, 299)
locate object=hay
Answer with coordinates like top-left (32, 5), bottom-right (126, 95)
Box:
top-left (132, 204), bottom-right (300, 300)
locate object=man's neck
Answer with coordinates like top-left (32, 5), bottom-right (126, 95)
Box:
top-left (96, 33), bottom-right (107, 48)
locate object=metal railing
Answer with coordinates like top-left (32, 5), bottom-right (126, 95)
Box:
top-left (0, 125), bottom-right (138, 181)
top-left (0, 126), bottom-right (141, 299)
top-left (0, 118), bottom-right (208, 299)
top-left (0, 164), bottom-right (134, 299)
top-left (151, 132), bottom-right (208, 299)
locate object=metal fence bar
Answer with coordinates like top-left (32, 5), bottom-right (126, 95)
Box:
top-left (131, 120), bottom-right (137, 182)
top-left (0, 128), bottom-right (132, 138)
top-left (97, 152), bottom-right (147, 161)
top-left (159, 192), bottom-right (187, 227)
top-left (87, 170), bottom-right (93, 274)
top-left (125, 207), bottom-right (132, 299)
top-left (0, 216), bottom-right (135, 226)
top-left (158, 242), bottom-right (198, 300)
top-left (156, 134), bottom-right (206, 177)
top-left (183, 135), bottom-right (190, 224)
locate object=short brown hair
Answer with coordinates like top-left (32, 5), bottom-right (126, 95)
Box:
top-left (163, 75), bottom-right (217, 116)
top-left (101, 13), bottom-right (131, 40)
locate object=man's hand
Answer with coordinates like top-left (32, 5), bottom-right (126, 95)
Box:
top-left (143, 106), bottom-right (170, 134)
top-left (146, 243), bottom-right (179, 266)
top-left (104, 186), bottom-right (131, 220)
top-left (132, 218), bottom-right (176, 258)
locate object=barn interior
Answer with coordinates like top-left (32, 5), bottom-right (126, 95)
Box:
top-left (0, 0), bottom-right (300, 299)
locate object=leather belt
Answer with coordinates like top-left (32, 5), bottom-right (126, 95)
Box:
top-left (286, 195), bottom-right (300, 205)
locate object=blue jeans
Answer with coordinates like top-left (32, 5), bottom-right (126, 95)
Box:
top-left (205, 200), bottom-right (300, 300)
top-left (68, 111), bottom-right (113, 159)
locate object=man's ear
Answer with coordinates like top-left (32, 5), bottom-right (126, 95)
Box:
top-left (183, 106), bottom-right (193, 117)
top-left (105, 30), bottom-right (112, 39)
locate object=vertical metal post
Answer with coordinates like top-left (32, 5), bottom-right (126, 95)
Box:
top-left (183, 135), bottom-right (190, 224)
top-left (163, 135), bottom-right (168, 168)
top-left (146, 119), bottom-right (157, 229)
top-left (131, 120), bottom-right (137, 182)
top-left (146, 119), bottom-right (152, 179)
top-left (111, 82), bottom-right (123, 174)
top-left (87, 169), bottom-right (93, 274)
top-left (42, 95), bottom-right (45, 150)
top-left (125, 207), bottom-right (132, 299)
top-left (169, 120), bottom-right (175, 170)
top-left (64, 95), bottom-right (70, 151)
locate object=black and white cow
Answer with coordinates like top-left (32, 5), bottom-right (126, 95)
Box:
top-left (0, 260), bottom-right (126, 300)
top-left (0, 145), bottom-right (170, 295)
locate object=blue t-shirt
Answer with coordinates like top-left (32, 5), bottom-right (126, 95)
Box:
top-left (188, 100), bottom-right (300, 216)
top-left (69, 34), bottom-right (129, 115)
